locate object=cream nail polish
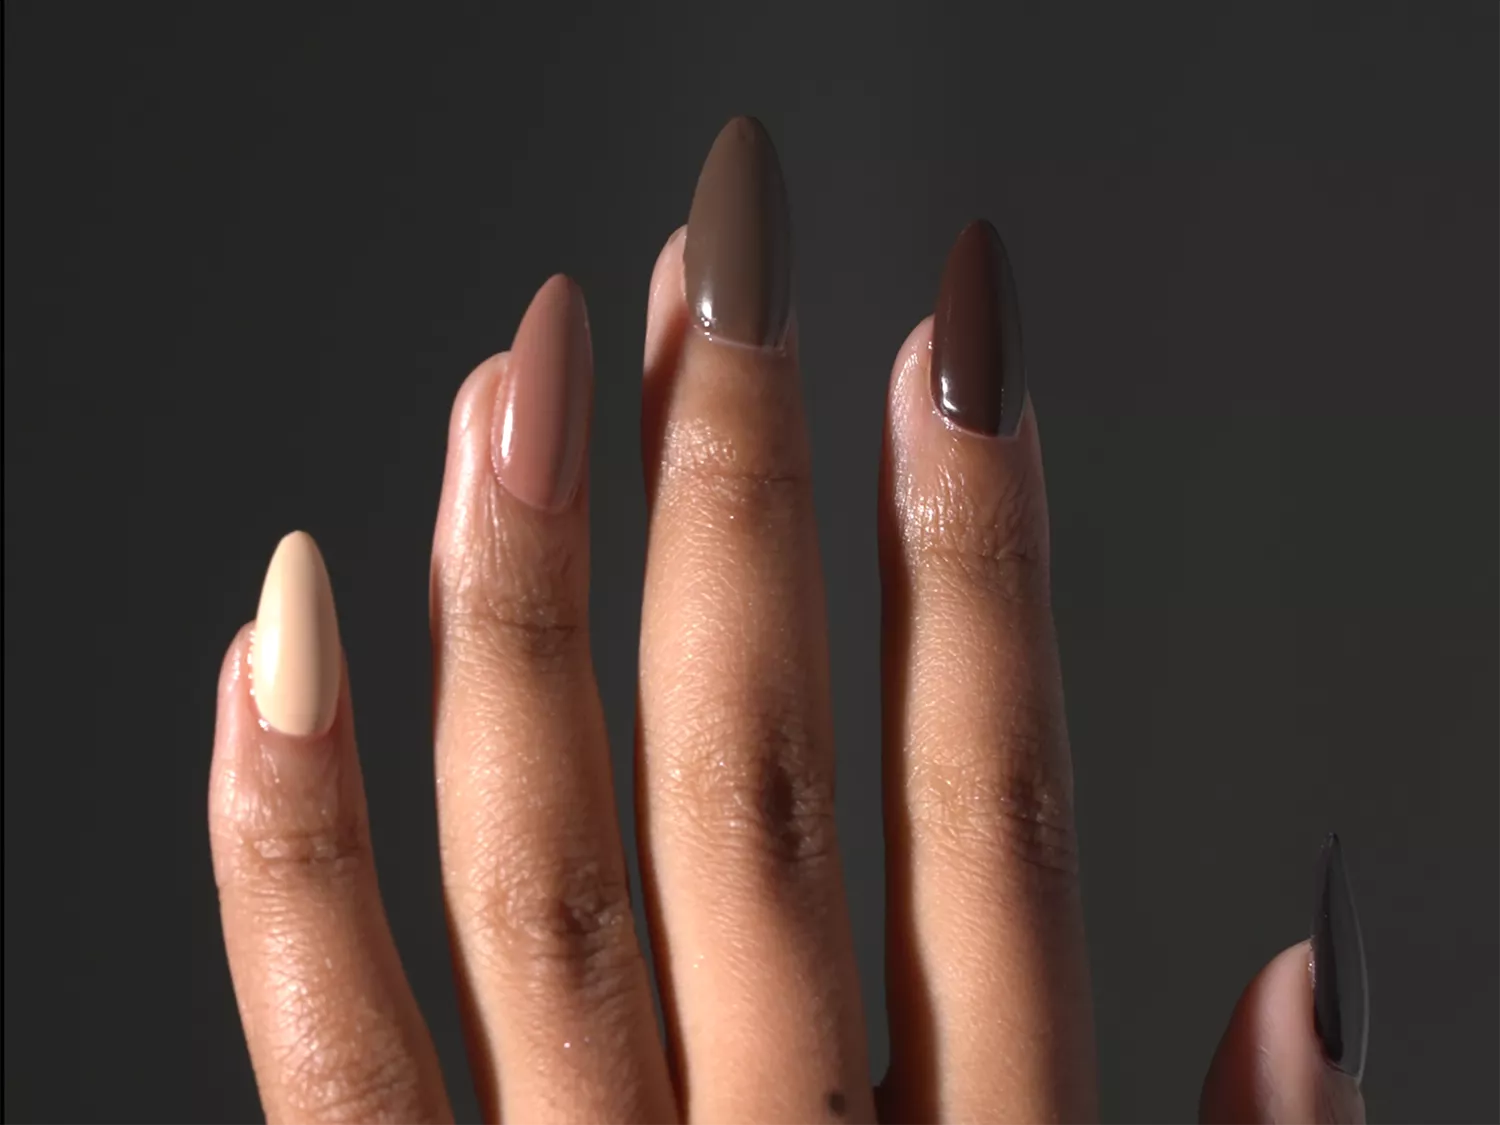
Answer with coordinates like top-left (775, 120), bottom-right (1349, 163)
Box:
top-left (251, 531), bottom-right (341, 736)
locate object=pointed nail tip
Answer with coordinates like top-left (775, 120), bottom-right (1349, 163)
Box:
top-left (950, 218), bottom-right (1009, 263)
top-left (707, 115), bottom-right (785, 180)
top-left (719, 114), bottom-right (771, 141)
top-left (266, 531), bottom-right (328, 582)
top-left (529, 273), bottom-right (580, 310)
top-left (516, 274), bottom-right (591, 350)
top-left (276, 528), bottom-right (317, 552)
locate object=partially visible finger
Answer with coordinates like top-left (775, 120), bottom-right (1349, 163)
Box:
top-left (431, 278), bottom-right (673, 1123)
top-left (879, 222), bottom-right (1095, 1122)
top-left (1200, 837), bottom-right (1369, 1124)
top-left (210, 533), bottom-right (450, 1125)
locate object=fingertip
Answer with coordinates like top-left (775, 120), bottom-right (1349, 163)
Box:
top-left (1200, 941), bottom-right (1366, 1124)
top-left (218, 621), bottom-right (255, 703)
top-left (645, 226), bottom-right (687, 375)
top-left (451, 352), bottom-right (505, 446)
top-left (436, 355), bottom-right (504, 555)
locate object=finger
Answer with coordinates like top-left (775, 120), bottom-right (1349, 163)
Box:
top-left (637, 117), bottom-right (873, 1123)
top-left (209, 532), bottom-right (451, 1124)
top-left (1200, 837), bottom-right (1369, 1124)
top-left (430, 277), bottom-right (674, 1123)
top-left (879, 222), bottom-right (1096, 1121)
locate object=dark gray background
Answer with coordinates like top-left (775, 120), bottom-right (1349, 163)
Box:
top-left (4, 2), bottom-right (1496, 1121)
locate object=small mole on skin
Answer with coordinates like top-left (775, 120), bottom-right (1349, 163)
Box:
top-left (825, 1090), bottom-right (847, 1117)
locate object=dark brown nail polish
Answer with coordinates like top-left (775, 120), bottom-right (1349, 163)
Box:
top-left (931, 219), bottom-right (1025, 437)
top-left (1312, 833), bottom-right (1369, 1081)
top-left (683, 116), bottom-right (792, 348)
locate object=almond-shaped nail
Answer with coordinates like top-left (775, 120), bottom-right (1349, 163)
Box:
top-left (931, 219), bottom-right (1026, 437)
top-left (494, 274), bottom-right (592, 511)
top-left (1312, 832), bottom-right (1369, 1082)
top-left (684, 115), bottom-right (792, 348)
top-left (251, 531), bottom-right (341, 737)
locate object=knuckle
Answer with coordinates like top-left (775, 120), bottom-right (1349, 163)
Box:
top-left (653, 698), bottom-right (838, 879)
top-left (276, 1025), bottom-right (429, 1124)
top-left (907, 708), bottom-right (1078, 882)
top-left (235, 824), bottom-right (369, 887)
top-left (435, 519), bottom-right (585, 669)
top-left (213, 761), bottom-right (369, 893)
top-left (903, 462), bottom-right (1050, 606)
top-left (442, 592), bottom-right (584, 668)
top-left (459, 841), bottom-right (640, 999)
top-left (657, 416), bottom-right (810, 528)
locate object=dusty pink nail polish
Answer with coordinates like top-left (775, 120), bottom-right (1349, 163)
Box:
top-left (493, 274), bottom-right (591, 511)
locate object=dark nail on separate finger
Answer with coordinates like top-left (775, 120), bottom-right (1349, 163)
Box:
top-left (684, 116), bottom-right (792, 348)
top-left (931, 219), bottom-right (1025, 437)
top-left (1312, 833), bottom-right (1369, 1081)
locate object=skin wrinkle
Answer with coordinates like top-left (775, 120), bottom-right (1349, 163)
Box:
top-left (897, 459), bottom-right (1051, 608)
top-left (644, 697), bottom-right (838, 875)
top-left (434, 506), bottom-right (585, 672)
top-left (214, 734), bottom-right (371, 897)
top-left (269, 984), bottom-right (412, 1110)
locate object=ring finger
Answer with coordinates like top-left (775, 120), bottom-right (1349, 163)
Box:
top-left (879, 222), bottom-right (1096, 1121)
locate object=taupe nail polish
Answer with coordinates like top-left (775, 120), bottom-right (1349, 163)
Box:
top-left (494, 274), bottom-right (592, 512)
top-left (683, 116), bottom-right (792, 348)
top-left (252, 531), bottom-right (341, 737)
top-left (931, 219), bottom-right (1025, 437)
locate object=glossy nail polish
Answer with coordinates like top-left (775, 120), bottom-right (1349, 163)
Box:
top-left (494, 274), bottom-right (592, 511)
top-left (251, 531), bottom-right (341, 737)
top-left (931, 219), bottom-right (1025, 437)
top-left (683, 116), bottom-right (792, 348)
top-left (1312, 833), bottom-right (1369, 1081)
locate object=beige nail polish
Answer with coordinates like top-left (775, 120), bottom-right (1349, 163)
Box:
top-left (251, 531), bottom-right (341, 736)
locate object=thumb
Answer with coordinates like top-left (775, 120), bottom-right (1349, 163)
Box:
top-left (1200, 835), bottom-right (1369, 1124)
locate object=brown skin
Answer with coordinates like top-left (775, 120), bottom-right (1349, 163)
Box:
top-left (210, 132), bottom-right (1368, 1122)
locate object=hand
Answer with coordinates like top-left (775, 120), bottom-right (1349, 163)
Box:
top-left (209, 117), bottom-right (1368, 1123)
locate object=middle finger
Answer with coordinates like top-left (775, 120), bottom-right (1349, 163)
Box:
top-left (637, 117), bottom-right (873, 1123)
